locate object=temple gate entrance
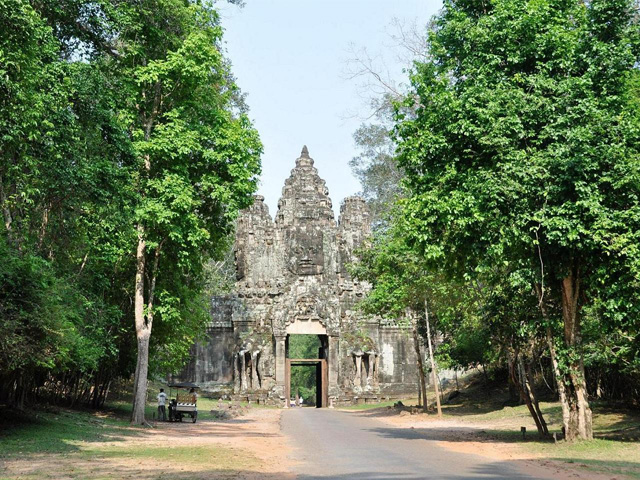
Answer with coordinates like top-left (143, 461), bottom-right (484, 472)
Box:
top-left (285, 334), bottom-right (329, 408)
top-left (179, 148), bottom-right (420, 404)
top-left (285, 359), bottom-right (328, 407)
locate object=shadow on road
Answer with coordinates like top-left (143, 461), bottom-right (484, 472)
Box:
top-left (364, 424), bottom-right (541, 446)
top-left (294, 461), bottom-right (547, 479)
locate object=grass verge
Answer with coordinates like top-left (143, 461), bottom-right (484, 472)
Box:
top-left (424, 378), bottom-right (640, 480)
top-left (0, 401), bottom-right (263, 480)
top-left (340, 398), bottom-right (419, 410)
top-left (0, 407), bottom-right (136, 456)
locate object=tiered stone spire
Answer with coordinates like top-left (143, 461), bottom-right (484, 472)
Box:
top-left (275, 146), bottom-right (334, 226)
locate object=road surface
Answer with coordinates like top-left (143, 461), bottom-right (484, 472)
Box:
top-left (281, 408), bottom-right (551, 480)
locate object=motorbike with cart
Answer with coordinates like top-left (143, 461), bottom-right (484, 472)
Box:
top-left (167, 382), bottom-right (200, 423)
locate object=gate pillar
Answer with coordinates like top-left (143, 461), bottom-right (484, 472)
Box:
top-left (328, 335), bottom-right (340, 398)
top-left (274, 335), bottom-right (287, 398)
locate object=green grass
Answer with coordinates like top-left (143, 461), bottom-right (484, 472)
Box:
top-left (82, 444), bottom-right (260, 470)
top-left (0, 407), bottom-right (137, 457)
top-left (0, 393), bottom-right (267, 459)
top-left (373, 378), bottom-right (640, 479)
top-left (531, 439), bottom-right (640, 479)
top-left (445, 398), bottom-right (640, 478)
top-left (0, 400), bottom-right (263, 480)
top-left (433, 380), bottom-right (640, 480)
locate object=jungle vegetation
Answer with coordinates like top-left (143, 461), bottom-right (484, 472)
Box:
top-left (0, 0), bottom-right (261, 424)
top-left (351, 0), bottom-right (640, 441)
top-left (3, 0), bottom-right (640, 442)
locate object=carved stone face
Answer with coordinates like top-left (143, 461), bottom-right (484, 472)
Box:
top-left (285, 229), bottom-right (324, 275)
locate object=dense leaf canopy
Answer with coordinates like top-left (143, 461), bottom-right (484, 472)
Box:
top-left (0, 0), bottom-right (261, 409)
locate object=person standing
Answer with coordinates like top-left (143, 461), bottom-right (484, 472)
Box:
top-left (157, 388), bottom-right (167, 421)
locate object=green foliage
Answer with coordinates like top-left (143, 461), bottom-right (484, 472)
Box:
top-left (392, 0), bottom-right (640, 410)
top-left (0, 0), bottom-right (261, 408)
top-left (118, 0), bottom-right (262, 261)
top-left (288, 335), bottom-right (320, 404)
top-left (351, 212), bottom-right (492, 369)
top-left (397, 0), bottom-right (640, 283)
top-left (288, 335), bottom-right (320, 360)
top-left (349, 0), bottom-right (640, 414)
top-left (350, 96), bottom-right (403, 226)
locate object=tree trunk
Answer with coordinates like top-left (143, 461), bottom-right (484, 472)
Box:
top-left (521, 356), bottom-right (549, 436)
top-left (411, 314), bottom-right (428, 413)
top-left (509, 351), bottom-right (548, 437)
top-left (559, 266), bottom-right (593, 441)
top-left (129, 83), bottom-right (161, 424)
top-left (535, 283), bottom-right (576, 440)
top-left (0, 173), bottom-right (20, 251)
top-left (424, 300), bottom-right (442, 417)
top-left (101, 379), bottom-right (112, 408)
top-left (525, 360), bottom-right (549, 436)
top-left (131, 226), bottom-right (150, 425)
top-left (131, 232), bottom-right (161, 425)
top-left (131, 333), bottom-right (151, 424)
top-left (507, 355), bottom-right (520, 404)
top-left (0, 174), bottom-right (14, 233)
top-left (37, 204), bottom-right (49, 250)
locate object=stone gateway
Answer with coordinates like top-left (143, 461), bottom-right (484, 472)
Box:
top-left (178, 147), bottom-right (418, 405)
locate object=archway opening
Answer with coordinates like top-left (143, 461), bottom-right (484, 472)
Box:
top-left (288, 333), bottom-right (322, 359)
top-left (285, 334), bottom-right (329, 407)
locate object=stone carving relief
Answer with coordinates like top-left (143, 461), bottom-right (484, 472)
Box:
top-left (234, 326), bottom-right (272, 393)
top-left (351, 350), bottom-right (379, 393)
top-left (295, 295), bottom-right (321, 320)
top-left (284, 229), bottom-right (324, 276)
top-left (343, 329), bottom-right (379, 394)
top-left (234, 195), bottom-right (276, 283)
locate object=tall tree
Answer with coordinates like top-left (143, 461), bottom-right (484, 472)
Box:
top-left (396, 0), bottom-right (640, 440)
top-left (0, 0), bottom-right (260, 413)
top-left (108, 1), bottom-right (261, 425)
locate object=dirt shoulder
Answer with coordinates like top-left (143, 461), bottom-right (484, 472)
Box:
top-left (351, 406), bottom-right (634, 480)
top-left (1, 408), bottom-right (294, 480)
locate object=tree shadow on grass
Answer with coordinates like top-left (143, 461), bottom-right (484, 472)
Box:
top-left (353, 400), bottom-right (640, 444)
top-left (0, 406), bottom-right (142, 456)
top-left (365, 424), bottom-right (529, 444)
top-left (586, 405), bottom-right (640, 441)
top-left (546, 458), bottom-right (640, 478)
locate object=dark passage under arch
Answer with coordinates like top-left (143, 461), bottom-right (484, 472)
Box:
top-left (285, 334), bottom-right (329, 407)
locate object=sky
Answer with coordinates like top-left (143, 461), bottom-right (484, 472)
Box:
top-left (218, 0), bottom-right (442, 218)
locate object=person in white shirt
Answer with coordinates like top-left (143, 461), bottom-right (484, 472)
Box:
top-left (157, 388), bottom-right (167, 421)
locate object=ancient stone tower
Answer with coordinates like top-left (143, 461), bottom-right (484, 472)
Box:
top-left (179, 147), bottom-right (417, 405)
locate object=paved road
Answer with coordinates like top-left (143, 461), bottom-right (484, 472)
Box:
top-left (281, 408), bottom-right (551, 480)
